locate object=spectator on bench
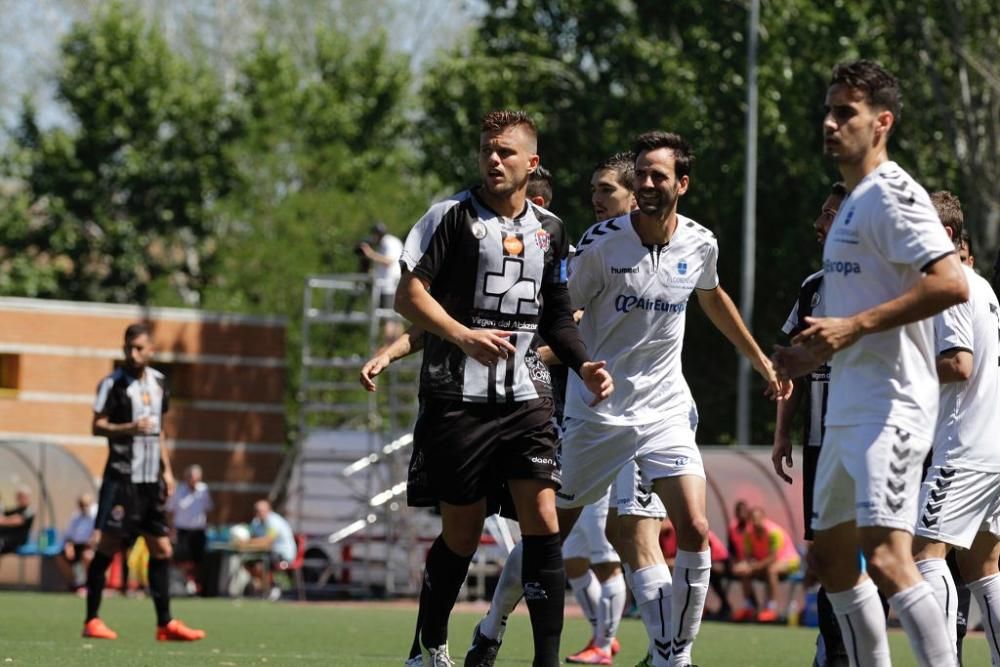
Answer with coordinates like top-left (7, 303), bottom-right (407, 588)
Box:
top-left (0, 486), bottom-right (35, 555)
top-left (56, 493), bottom-right (97, 591)
top-left (731, 506), bottom-right (801, 623)
top-left (242, 500), bottom-right (296, 601)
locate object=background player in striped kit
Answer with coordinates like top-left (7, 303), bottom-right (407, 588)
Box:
top-left (82, 323), bottom-right (205, 642)
top-left (773, 60), bottom-right (968, 667)
top-left (395, 110), bottom-right (612, 667)
top-left (771, 181), bottom-right (849, 667)
top-left (911, 190), bottom-right (1000, 666)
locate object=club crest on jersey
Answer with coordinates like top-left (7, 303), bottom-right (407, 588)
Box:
top-left (471, 221), bottom-right (487, 240)
top-left (503, 233), bottom-right (524, 256)
top-left (534, 229), bottom-right (550, 252)
top-left (843, 207), bottom-right (856, 225)
top-left (677, 260), bottom-right (688, 275)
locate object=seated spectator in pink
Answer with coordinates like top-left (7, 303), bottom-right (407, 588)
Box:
top-left (731, 507), bottom-right (800, 623)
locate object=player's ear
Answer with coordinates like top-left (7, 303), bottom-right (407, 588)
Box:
top-left (677, 174), bottom-right (690, 196)
top-left (874, 109), bottom-right (894, 142)
top-left (527, 153), bottom-right (540, 172)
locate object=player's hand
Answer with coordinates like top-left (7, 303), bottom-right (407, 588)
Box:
top-left (754, 357), bottom-right (793, 400)
top-left (771, 433), bottom-right (794, 484)
top-left (771, 344), bottom-right (822, 381)
top-left (132, 416), bottom-right (156, 435)
top-left (580, 360), bottom-right (614, 407)
top-left (162, 470), bottom-right (176, 497)
top-left (792, 315), bottom-right (862, 359)
top-left (456, 328), bottom-right (517, 366)
top-left (359, 353), bottom-right (391, 392)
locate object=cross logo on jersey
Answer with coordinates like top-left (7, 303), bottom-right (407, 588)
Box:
top-left (483, 257), bottom-right (539, 315)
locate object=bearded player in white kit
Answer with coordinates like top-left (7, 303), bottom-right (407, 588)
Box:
top-left (773, 60), bottom-right (968, 667)
top-left (558, 131), bottom-right (789, 667)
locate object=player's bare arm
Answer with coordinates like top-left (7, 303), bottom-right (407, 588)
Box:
top-left (579, 360), bottom-right (614, 407)
top-left (92, 413), bottom-right (153, 438)
top-left (936, 348), bottom-right (973, 384)
top-left (160, 429), bottom-right (175, 497)
top-left (695, 285), bottom-right (793, 400)
top-left (793, 253), bottom-right (968, 359)
top-left (359, 325), bottom-right (425, 392)
top-left (394, 271), bottom-right (516, 366)
top-left (771, 379), bottom-right (804, 483)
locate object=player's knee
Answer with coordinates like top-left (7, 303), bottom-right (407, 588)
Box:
top-left (677, 515), bottom-right (709, 549)
top-left (863, 543), bottom-right (905, 587)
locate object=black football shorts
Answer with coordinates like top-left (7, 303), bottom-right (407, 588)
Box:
top-left (95, 479), bottom-right (169, 540)
top-left (407, 396), bottom-right (561, 508)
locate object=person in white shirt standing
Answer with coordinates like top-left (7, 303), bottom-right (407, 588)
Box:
top-left (57, 493), bottom-right (97, 591)
top-left (360, 221), bottom-right (405, 342)
top-left (911, 190), bottom-right (1000, 666)
top-left (167, 464), bottom-right (213, 595)
top-left (558, 131), bottom-right (790, 667)
top-left (773, 60), bottom-right (968, 667)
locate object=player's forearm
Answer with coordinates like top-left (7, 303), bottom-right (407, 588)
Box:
top-left (774, 380), bottom-right (803, 440)
top-left (159, 432), bottom-right (174, 479)
top-left (92, 418), bottom-right (135, 437)
top-left (539, 283), bottom-right (590, 373)
top-left (698, 287), bottom-right (769, 371)
top-left (936, 351), bottom-right (973, 383)
top-left (394, 273), bottom-right (467, 345)
top-left (852, 257), bottom-right (968, 338)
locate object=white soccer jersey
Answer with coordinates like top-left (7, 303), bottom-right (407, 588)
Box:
top-left (822, 161), bottom-right (956, 441)
top-left (564, 213), bottom-right (719, 425)
top-left (932, 266), bottom-right (1000, 471)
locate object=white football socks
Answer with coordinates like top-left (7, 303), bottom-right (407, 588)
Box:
top-left (595, 572), bottom-right (626, 651)
top-left (967, 573), bottom-right (1000, 667)
top-left (827, 579), bottom-right (891, 667)
top-left (631, 564), bottom-right (672, 667)
top-left (569, 570), bottom-right (600, 636)
top-left (479, 541), bottom-right (523, 641)
top-left (669, 549), bottom-right (711, 666)
top-left (915, 558), bottom-right (958, 647)
top-left (890, 580), bottom-right (957, 667)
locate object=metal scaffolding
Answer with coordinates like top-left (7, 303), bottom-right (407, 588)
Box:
top-left (278, 273), bottom-right (424, 597)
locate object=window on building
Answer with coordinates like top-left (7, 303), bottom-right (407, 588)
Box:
top-left (0, 354), bottom-right (20, 394)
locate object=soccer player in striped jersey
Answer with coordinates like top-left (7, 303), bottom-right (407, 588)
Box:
top-left (773, 60), bottom-right (968, 667)
top-left (771, 182), bottom-right (848, 666)
top-left (395, 110), bottom-right (612, 667)
top-left (911, 191), bottom-right (1000, 666)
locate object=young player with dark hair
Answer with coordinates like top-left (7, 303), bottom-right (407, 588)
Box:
top-left (774, 60), bottom-right (968, 667)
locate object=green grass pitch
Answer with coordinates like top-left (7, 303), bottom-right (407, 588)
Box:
top-left (0, 591), bottom-right (988, 665)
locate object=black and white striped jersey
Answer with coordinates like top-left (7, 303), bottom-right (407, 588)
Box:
top-left (93, 367), bottom-right (169, 484)
top-left (400, 188), bottom-right (571, 403)
top-left (781, 270), bottom-right (828, 448)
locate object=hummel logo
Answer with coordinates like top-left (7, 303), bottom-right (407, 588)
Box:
top-left (935, 478), bottom-right (953, 490)
top-left (887, 480), bottom-right (905, 494)
top-left (891, 444), bottom-right (910, 458)
top-left (654, 639), bottom-right (671, 660)
top-left (889, 462), bottom-right (908, 475)
top-left (925, 503), bottom-right (943, 516)
top-left (922, 515), bottom-right (939, 529)
top-left (939, 468), bottom-right (957, 479)
top-left (887, 498), bottom-right (904, 512)
top-left (929, 489), bottom-right (947, 503)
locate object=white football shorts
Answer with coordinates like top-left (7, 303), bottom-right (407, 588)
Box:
top-left (556, 406), bottom-right (703, 510)
top-left (812, 424), bottom-right (931, 533)
top-left (613, 458), bottom-right (667, 518)
top-left (562, 484), bottom-right (620, 564)
top-left (915, 466), bottom-right (1000, 549)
